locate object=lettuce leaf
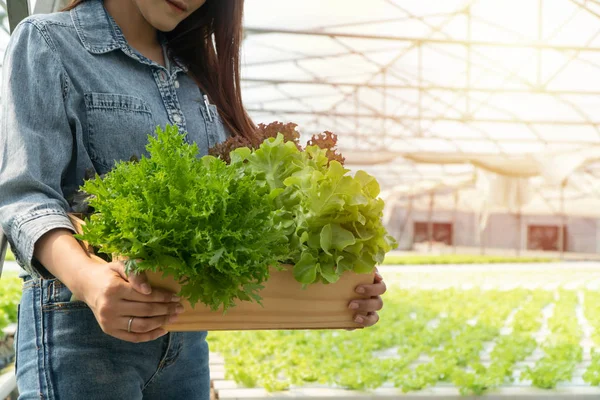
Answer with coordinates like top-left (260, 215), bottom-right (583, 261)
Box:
top-left (79, 125), bottom-right (290, 311)
top-left (231, 134), bottom-right (397, 284)
top-left (78, 126), bottom-right (396, 309)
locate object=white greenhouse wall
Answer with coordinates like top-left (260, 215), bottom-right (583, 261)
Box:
top-left (390, 208), bottom-right (599, 254)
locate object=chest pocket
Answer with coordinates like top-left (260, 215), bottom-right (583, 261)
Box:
top-left (84, 93), bottom-right (156, 175)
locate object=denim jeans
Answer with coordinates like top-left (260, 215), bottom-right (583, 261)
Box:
top-left (15, 276), bottom-right (211, 399)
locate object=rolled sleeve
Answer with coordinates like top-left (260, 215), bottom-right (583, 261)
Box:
top-left (11, 206), bottom-right (75, 277)
top-left (0, 21), bottom-right (76, 277)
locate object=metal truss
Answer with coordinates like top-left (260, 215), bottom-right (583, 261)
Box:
top-left (240, 0), bottom-right (600, 191)
top-left (239, 0), bottom-right (600, 177)
top-left (3, 0), bottom-right (600, 197)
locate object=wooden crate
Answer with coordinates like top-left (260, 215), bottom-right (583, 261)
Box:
top-left (68, 214), bottom-right (374, 331)
top-left (147, 267), bottom-right (373, 331)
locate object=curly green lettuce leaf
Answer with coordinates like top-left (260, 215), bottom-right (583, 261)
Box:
top-left (78, 125), bottom-right (291, 311)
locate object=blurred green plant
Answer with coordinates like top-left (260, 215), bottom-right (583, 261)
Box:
top-left (4, 249), bottom-right (15, 262)
top-left (0, 273), bottom-right (20, 333)
top-left (208, 288), bottom-right (587, 394)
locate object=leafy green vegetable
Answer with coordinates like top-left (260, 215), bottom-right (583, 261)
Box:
top-left (206, 287), bottom-right (550, 394)
top-left (522, 290), bottom-right (582, 389)
top-left (209, 121), bottom-right (312, 164)
top-left (230, 134), bottom-right (397, 284)
top-left (77, 125), bottom-right (396, 309)
top-left (584, 349), bottom-right (600, 385)
top-left (0, 274), bottom-right (21, 335)
top-left (78, 125), bottom-right (290, 310)
top-left (4, 248), bottom-right (15, 262)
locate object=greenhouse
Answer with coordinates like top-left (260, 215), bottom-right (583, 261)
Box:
top-left (2, 0), bottom-right (600, 399)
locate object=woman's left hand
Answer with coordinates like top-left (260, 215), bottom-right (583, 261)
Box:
top-left (348, 267), bottom-right (386, 327)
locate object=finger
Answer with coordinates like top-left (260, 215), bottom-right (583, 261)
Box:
top-left (128, 271), bottom-right (152, 295)
top-left (110, 260), bottom-right (151, 295)
top-left (353, 312), bottom-right (379, 327)
top-left (121, 314), bottom-right (178, 334)
top-left (348, 297), bottom-right (383, 313)
top-left (108, 263), bottom-right (179, 303)
top-left (109, 260), bottom-right (129, 280)
top-left (123, 286), bottom-right (181, 303)
top-left (115, 327), bottom-right (169, 343)
top-left (118, 300), bottom-right (185, 318)
top-left (355, 280), bottom-right (387, 297)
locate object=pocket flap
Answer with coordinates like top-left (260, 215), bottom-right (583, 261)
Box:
top-left (84, 92), bottom-right (151, 113)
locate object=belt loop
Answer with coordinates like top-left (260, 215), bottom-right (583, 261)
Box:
top-left (45, 280), bottom-right (53, 304)
top-left (41, 279), bottom-right (57, 304)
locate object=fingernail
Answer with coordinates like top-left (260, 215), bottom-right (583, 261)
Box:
top-left (141, 284), bottom-right (151, 294)
top-left (176, 304), bottom-right (185, 314)
top-left (356, 287), bottom-right (365, 294)
top-left (349, 302), bottom-right (359, 310)
top-left (355, 316), bottom-right (364, 324)
top-left (171, 295), bottom-right (181, 302)
top-left (375, 271), bottom-right (383, 279)
top-left (168, 314), bottom-right (179, 323)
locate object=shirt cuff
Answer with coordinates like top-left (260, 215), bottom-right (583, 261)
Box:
top-left (11, 209), bottom-right (75, 278)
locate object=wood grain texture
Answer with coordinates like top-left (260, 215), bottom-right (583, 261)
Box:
top-left (146, 267), bottom-right (374, 331)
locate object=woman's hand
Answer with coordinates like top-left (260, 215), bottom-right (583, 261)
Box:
top-left (348, 267), bottom-right (386, 328)
top-left (74, 259), bottom-right (183, 343)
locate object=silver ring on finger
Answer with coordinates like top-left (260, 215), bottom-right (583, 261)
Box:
top-left (128, 316), bottom-right (135, 333)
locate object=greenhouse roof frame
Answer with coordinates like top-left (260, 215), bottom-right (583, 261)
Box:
top-left (236, 0), bottom-right (600, 197)
top-left (3, 0), bottom-right (600, 209)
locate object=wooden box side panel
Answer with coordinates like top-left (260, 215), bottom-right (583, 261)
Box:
top-left (147, 268), bottom-right (374, 331)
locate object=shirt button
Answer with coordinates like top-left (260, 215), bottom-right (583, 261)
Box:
top-left (173, 114), bottom-right (182, 123)
top-left (159, 71), bottom-right (168, 82)
top-left (174, 80), bottom-right (180, 89)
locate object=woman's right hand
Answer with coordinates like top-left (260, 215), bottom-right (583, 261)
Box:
top-left (74, 258), bottom-right (183, 343)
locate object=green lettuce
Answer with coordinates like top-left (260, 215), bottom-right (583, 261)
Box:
top-left (78, 125), bottom-right (290, 310)
top-left (231, 134), bottom-right (397, 285)
top-left (77, 126), bottom-right (396, 310)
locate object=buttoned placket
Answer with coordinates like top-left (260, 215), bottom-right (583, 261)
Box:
top-left (110, 31), bottom-right (189, 138)
top-left (101, 13), bottom-right (222, 147)
top-left (153, 66), bottom-right (188, 135)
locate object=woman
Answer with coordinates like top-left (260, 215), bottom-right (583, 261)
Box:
top-left (0, 0), bottom-right (387, 399)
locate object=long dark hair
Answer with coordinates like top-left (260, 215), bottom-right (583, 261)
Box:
top-left (63, 0), bottom-right (256, 142)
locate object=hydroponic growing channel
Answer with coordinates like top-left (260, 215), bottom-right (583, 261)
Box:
top-left (206, 263), bottom-right (600, 399)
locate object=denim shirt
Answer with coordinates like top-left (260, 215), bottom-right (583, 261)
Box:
top-left (0, 0), bottom-right (229, 277)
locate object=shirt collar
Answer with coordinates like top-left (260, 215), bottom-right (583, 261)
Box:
top-left (71, 0), bottom-right (188, 73)
top-left (71, 0), bottom-right (125, 55)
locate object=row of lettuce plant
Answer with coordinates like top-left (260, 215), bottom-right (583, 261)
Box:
top-left (583, 290), bottom-right (600, 385)
top-left (209, 288), bottom-right (580, 394)
top-left (522, 290), bottom-right (582, 389)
